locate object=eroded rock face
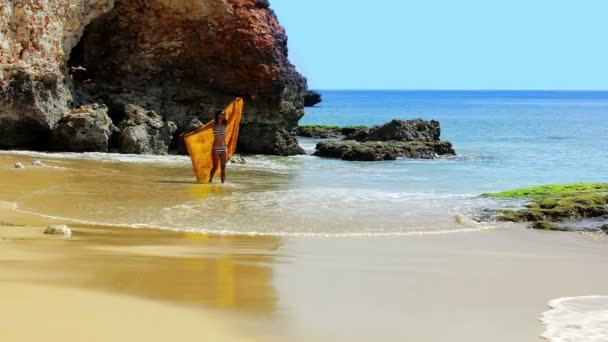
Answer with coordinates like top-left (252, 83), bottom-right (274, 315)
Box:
top-left (51, 103), bottom-right (116, 152)
top-left (0, 0), bottom-right (306, 155)
top-left (117, 104), bottom-right (176, 155)
top-left (0, 0), bottom-right (116, 148)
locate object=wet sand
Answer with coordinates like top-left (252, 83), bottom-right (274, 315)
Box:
top-left (2, 203), bottom-right (608, 341)
top-left (2, 152), bottom-right (608, 341)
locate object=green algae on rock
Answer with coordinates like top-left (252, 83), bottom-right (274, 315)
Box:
top-left (297, 125), bottom-right (342, 138)
top-left (483, 183), bottom-right (608, 231)
top-left (481, 183), bottom-right (608, 199)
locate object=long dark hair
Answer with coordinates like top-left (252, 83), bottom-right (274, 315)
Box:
top-left (214, 110), bottom-right (227, 125)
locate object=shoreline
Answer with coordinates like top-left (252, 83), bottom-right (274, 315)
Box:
top-left (3, 203), bottom-right (608, 341)
top-left (2, 148), bottom-right (608, 340)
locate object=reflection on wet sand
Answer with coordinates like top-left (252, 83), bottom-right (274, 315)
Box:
top-left (0, 225), bottom-right (283, 316)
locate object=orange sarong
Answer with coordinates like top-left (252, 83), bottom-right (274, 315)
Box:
top-left (183, 98), bottom-right (243, 182)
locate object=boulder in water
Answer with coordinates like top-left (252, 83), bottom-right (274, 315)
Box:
top-left (314, 119), bottom-right (455, 161)
top-left (50, 104), bottom-right (116, 152)
top-left (118, 104), bottom-right (177, 155)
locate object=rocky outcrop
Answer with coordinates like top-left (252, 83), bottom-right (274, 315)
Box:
top-left (0, 0), bottom-right (307, 155)
top-left (314, 119), bottom-right (455, 161)
top-left (351, 119), bottom-right (441, 142)
top-left (117, 104), bottom-right (176, 155)
top-left (303, 90), bottom-right (322, 107)
top-left (481, 183), bottom-right (608, 232)
top-left (297, 125), bottom-right (342, 138)
top-left (316, 140), bottom-right (455, 161)
top-left (51, 104), bottom-right (116, 152)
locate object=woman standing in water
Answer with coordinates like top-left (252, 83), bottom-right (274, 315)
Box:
top-left (209, 109), bottom-right (228, 183)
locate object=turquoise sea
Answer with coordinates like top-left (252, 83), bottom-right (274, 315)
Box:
top-left (3, 90), bottom-right (608, 236)
top-left (301, 90), bottom-right (608, 190)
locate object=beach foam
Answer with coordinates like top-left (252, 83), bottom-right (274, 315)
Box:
top-left (541, 296), bottom-right (608, 342)
top-left (0, 150), bottom-right (192, 165)
top-left (1, 199), bottom-right (497, 238)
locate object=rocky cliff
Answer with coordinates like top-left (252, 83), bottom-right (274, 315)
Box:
top-left (0, 0), bottom-right (306, 155)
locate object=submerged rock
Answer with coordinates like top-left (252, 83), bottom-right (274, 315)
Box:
top-left (14, 162), bottom-right (24, 169)
top-left (304, 90), bottom-right (322, 107)
top-left (51, 104), bottom-right (116, 152)
top-left (44, 225), bottom-right (72, 237)
top-left (32, 160), bottom-right (45, 167)
top-left (118, 105), bottom-right (177, 155)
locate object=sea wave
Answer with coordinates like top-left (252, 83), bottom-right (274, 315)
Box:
top-left (1, 200), bottom-right (497, 238)
top-left (541, 296), bottom-right (608, 342)
top-left (1, 150), bottom-right (192, 165)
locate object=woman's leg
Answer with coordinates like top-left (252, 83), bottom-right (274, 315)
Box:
top-left (219, 152), bottom-right (227, 183)
top-left (209, 150), bottom-right (219, 182)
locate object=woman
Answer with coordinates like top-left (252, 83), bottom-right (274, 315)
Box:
top-left (209, 109), bottom-right (228, 183)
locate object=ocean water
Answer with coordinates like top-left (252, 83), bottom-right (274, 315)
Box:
top-left (1, 90), bottom-right (608, 237)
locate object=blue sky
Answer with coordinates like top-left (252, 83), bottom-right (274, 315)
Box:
top-left (271, 0), bottom-right (608, 90)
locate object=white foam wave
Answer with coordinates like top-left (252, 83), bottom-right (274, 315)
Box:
top-left (1, 150), bottom-right (191, 165)
top-left (1, 200), bottom-right (496, 238)
top-left (541, 296), bottom-right (608, 342)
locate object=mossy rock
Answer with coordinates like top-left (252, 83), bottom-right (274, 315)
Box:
top-left (297, 125), bottom-right (342, 138)
top-left (531, 221), bottom-right (558, 230)
top-left (486, 183), bottom-right (608, 232)
top-left (481, 183), bottom-right (608, 199)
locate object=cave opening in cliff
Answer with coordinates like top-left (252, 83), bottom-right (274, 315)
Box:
top-left (65, 0), bottom-right (232, 128)
top-left (63, 0), bottom-right (306, 155)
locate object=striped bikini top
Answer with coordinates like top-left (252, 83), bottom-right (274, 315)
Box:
top-left (213, 127), bottom-right (226, 136)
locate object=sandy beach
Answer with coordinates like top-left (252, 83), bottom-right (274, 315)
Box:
top-left (2, 197), bottom-right (608, 341)
top-left (3, 1), bottom-right (608, 340)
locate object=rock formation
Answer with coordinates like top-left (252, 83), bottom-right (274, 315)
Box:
top-left (316, 140), bottom-right (455, 161)
top-left (0, 0), bottom-right (307, 155)
top-left (480, 183), bottom-right (608, 232)
top-left (297, 125), bottom-right (342, 138)
top-left (314, 119), bottom-right (456, 161)
top-left (303, 90), bottom-right (322, 107)
top-left (117, 104), bottom-right (176, 155)
top-left (51, 103), bottom-right (116, 152)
